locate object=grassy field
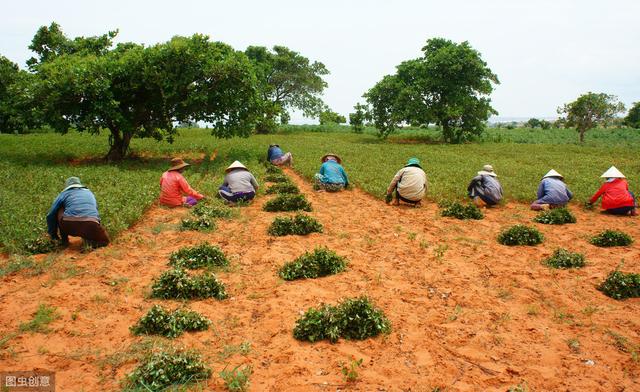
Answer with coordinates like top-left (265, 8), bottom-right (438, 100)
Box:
top-left (1, 126), bottom-right (637, 253)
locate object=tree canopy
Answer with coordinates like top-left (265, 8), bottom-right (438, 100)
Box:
top-left (319, 109), bottom-right (346, 125)
top-left (625, 102), bottom-right (640, 129)
top-left (245, 45), bottom-right (329, 133)
top-left (31, 25), bottom-right (259, 160)
top-left (364, 38), bottom-right (499, 142)
top-left (558, 92), bottom-right (625, 142)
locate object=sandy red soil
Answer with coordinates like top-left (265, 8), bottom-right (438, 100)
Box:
top-left (1, 168), bottom-right (640, 391)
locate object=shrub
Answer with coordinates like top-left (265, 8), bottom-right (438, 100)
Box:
top-left (543, 248), bottom-right (586, 269)
top-left (598, 270), bottom-right (640, 300)
top-left (265, 174), bottom-right (289, 183)
top-left (124, 348), bottom-right (211, 391)
top-left (23, 236), bottom-right (60, 254)
top-left (266, 182), bottom-right (300, 195)
top-left (263, 194), bottom-right (312, 212)
top-left (265, 164), bottom-right (283, 174)
top-left (151, 269), bottom-right (228, 300)
top-left (497, 224), bottom-right (544, 246)
top-left (180, 216), bottom-right (216, 232)
top-left (440, 201), bottom-right (483, 220)
top-left (130, 304), bottom-right (211, 338)
top-left (192, 202), bottom-right (234, 219)
top-left (293, 296), bottom-right (391, 343)
top-left (534, 207), bottom-right (576, 225)
top-left (589, 230), bottom-right (633, 247)
top-left (169, 243), bottom-right (229, 269)
top-left (268, 214), bottom-right (323, 236)
top-left (279, 247), bottom-right (348, 280)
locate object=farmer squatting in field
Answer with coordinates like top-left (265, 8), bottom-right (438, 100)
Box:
top-left (314, 153), bottom-right (349, 192)
top-left (159, 158), bottom-right (205, 207)
top-left (588, 166), bottom-right (638, 216)
top-left (46, 177), bottom-right (110, 248)
top-left (530, 169), bottom-right (573, 211)
top-left (218, 161), bottom-right (259, 203)
top-left (385, 157), bottom-right (428, 207)
top-left (467, 164), bottom-right (503, 207)
top-left (267, 143), bottom-right (293, 166)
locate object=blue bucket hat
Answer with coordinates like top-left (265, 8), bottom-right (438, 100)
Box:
top-left (406, 158), bottom-right (421, 167)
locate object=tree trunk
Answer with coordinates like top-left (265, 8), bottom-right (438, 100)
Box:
top-left (579, 128), bottom-right (585, 143)
top-left (105, 129), bottom-right (133, 161)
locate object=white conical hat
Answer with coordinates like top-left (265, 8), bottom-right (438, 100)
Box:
top-left (543, 169), bottom-right (563, 179)
top-left (600, 166), bottom-right (625, 178)
top-left (226, 160), bottom-right (247, 172)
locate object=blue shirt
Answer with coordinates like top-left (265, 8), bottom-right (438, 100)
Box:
top-left (267, 146), bottom-right (284, 162)
top-left (46, 188), bottom-right (101, 238)
top-left (536, 177), bottom-right (573, 205)
top-left (319, 160), bottom-right (349, 185)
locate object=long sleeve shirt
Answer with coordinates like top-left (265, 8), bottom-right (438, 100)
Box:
top-left (222, 170), bottom-right (259, 194)
top-left (467, 175), bottom-right (503, 204)
top-left (589, 178), bottom-right (635, 210)
top-left (159, 170), bottom-right (204, 207)
top-left (46, 188), bottom-right (101, 238)
top-left (318, 161), bottom-right (349, 186)
top-left (267, 146), bottom-right (284, 162)
top-left (535, 178), bottom-right (573, 205)
top-left (387, 166), bottom-right (427, 201)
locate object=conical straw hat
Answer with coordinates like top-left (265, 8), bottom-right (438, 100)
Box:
top-left (543, 169), bottom-right (563, 179)
top-left (600, 166), bottom-right (625, 178)
top-left (226, 160), bottom-right (247, 172)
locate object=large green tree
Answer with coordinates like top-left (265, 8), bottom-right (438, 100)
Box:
top-left (318, 109), bottom-right (346, 125)
top-left (625, 102), bottom-right (640, 129)
top-left (245, 45), bottom-right (329, 133)
top-left (34, 26), bottom-right (259, 160)
top-left (349, 103), bottom-right (368, 133)
top-left (557, 92), bottom-right (625, 142)
top-left (365, 38), bottom-right (499, 142)
top-left (0, 56), bottom-right (41, 133)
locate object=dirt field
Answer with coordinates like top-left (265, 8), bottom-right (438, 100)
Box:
top-left (1, 168), bottom-right (639, 391)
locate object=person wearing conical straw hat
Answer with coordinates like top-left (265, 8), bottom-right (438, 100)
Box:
top-left (159, 158), bottom-right (205, 207)
top-left (314, 153), bottom-right (349, 192)
top-left (385, 158), bottom-right (427, 207)
top-left (218, 161), bottom-right (259, 203)
top-left (267, 143), bottom-right (293, 167)
top-left (46, 177), bottom-right (110, 248)
top-left (588, 166), bottom-right (637, 216)
top-left (467, 164), bottom-right (503, 207)
top-left (530, 169), bottom-right (573, 211)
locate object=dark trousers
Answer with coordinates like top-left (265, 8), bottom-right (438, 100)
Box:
top-left (395, 189), bottom-right (420, 204)
top-left (57, 208), bottom-right (110, 247)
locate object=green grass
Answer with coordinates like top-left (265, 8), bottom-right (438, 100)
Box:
top-left (1, 126), bottom-right (638, 253)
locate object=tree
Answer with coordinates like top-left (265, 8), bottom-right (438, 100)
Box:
top-left (625, 102), bottom-right (640, 129)
top-left (318, 109), bottom-right (346, 125)
top-left (558, 92), bottom-right (625, 142)
top-left (526, 118), bottom-right (541, 128)
top-left (349, 103), bottom-right (368, 133)
top-left (539, 120), bottom-right (552, 130)
top-left (0, 56), bottom-right (41, 133)
top-left (35, 28), bottom-right (259, 160)
top-left (245, 45), bottom-right (329, 133)
top-left (364, 38), bottom-right (499, 142)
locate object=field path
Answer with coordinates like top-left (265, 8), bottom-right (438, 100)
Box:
top-left (1, 168), bottom-right (640, 391)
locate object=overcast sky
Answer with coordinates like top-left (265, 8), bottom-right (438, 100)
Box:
top-left (2, 0), bottom-right (639, 122)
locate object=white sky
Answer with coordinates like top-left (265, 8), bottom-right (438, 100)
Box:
top-left (2, 0), bottom-right (639, 122)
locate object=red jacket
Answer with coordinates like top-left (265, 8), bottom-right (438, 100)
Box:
top-left (589, 179), bottom-right (635, 210)
top-left (159, 171), bottom-right (203, 207)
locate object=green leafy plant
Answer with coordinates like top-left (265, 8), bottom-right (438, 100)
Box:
top-left (439, 200), bottom-right (483, 220)
top-left (268, 214), bottom-right (323, 236)
top-left (497, 224), bottom-right (544, 246)
top-left (341, 356), bottom-right (363, 383)
top-left (19, 304), bottom-right (60, 333)
top-left (151, 269), bottom-right (228, 300)
top-left (169, 243), bottom-right (229, 269)
top-left (590, 230), bottom-right (633, 247)
top-left (180, 216), bottom-right (216, 232)
top-left (265, 182), bottom-right (300, 195)
top-left (543, 248), bottom-right (586, 269)
top-left (265, 164), bottom-right (283, 174)
top-left (130, 304), bottom-right (211, 338)
top-left (124, 347), bottom-right (211, 391)
top-left (279, 247), bottom-right (347, 280)
top-left (598, 269), bottom-right (640, 300)
top-left (293, 296), bottom-right (391, 343)
top-left (192, 202), bottom-right (234, 219)
top-left (22, 235), bottom-right (61, 255)
top-left (265, 174), bottom-right (290, 183)
top-left (219, 364), bottom-right (253, 392)
top-left (533, 207), bottom-right (576, 225)
top-left (263, 194), bottom-right (312, 212)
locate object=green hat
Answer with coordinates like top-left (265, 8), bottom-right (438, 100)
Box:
top-left (63, 177), bottom-right (85, 191)
top-left (406, 158), bottom-right (421, 167)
